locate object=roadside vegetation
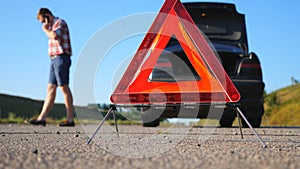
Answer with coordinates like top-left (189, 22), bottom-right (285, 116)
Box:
top-left (262, 84), bottom-right (300, 126)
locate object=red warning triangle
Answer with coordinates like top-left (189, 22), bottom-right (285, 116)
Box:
top-left (110, 0), bottom-right (240, 104)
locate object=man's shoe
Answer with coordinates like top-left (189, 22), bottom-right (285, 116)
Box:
top-left (59, 120), bottom-right (75, 127)
top-left (29, 119), bottom-right (46, 126)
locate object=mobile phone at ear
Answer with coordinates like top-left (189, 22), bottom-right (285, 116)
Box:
top-left (44, 16), bottom-right (49, 24)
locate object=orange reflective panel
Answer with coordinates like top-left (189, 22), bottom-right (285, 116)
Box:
top-left (110, 0), bottom-right (240, 104)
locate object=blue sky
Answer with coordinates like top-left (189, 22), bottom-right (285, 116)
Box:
top-left (0, 0), bottom-right (299, 105)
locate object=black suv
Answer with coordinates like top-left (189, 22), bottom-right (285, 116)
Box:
top-left (142, 2), bottom-right (265, 127)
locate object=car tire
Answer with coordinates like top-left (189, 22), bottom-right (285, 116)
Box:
top-left (142, 118), bottom-right (160, 127)
top-left (241, 115), bottom-right (262, 128)
top-left (219, 109), bottom-right (236, 127)
top-left (141, 109), bottom-right (161, 127)
top-left (239, 103), bottom-right (263, 128)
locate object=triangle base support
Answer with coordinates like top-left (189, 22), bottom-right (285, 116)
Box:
top-left (87, 105), bottom-right (119, 145)
top-left (86, 103), bottom-right (267, 148)
top-left (227, 103), bottom-right (267, 148)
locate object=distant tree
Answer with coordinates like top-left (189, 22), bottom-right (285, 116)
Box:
top-left (291, 77), bottom-right (299, 85)
top-left (98, 103), bottom-right (110, 110)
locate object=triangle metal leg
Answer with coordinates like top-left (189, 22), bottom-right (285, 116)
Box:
top-left (112, 109), bottom-right (119, 138)
top-left (236, 108), bottom-right (244, 139)
top-left (236, 106), bottom-right (267, 148)
top-left (87, 105), bottom-right (119, 145)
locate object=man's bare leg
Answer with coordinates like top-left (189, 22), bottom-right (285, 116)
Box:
top-left (60, 85), bottom-right (74, 122)
top-left (37, 83), bottom-right (57, 121)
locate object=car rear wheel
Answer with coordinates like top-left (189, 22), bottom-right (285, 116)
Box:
top-left (142, 118), bottom-right (160, 127)
top-left (219, 109), bottom-right (236, 127)
top-left (239, 102), bottom-right (264, 128)
top-left (141, 109), bottom-right (161, 127)
top-left (241, 116), bottom-right (262, 128)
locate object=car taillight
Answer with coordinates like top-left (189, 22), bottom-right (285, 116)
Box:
top-left (240, 63), bottom-right (261, 69)
top-left (238, 61), bottom-right (262, 78)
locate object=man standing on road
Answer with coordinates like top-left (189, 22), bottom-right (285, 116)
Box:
top-left (30, 8), bottom-right (75, 127)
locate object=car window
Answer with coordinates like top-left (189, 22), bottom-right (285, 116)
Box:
top-left (187, 9), bottom-right (242, 41)
top-left (149, 37), bottom-right (201, 82)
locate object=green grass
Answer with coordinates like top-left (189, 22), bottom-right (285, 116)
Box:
top-left (0, 93), bottom-right (68, 120)
top-left (263, 84), bottom-right (300, 126)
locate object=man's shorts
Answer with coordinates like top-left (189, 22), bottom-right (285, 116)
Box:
top-left (49, 54), bottom-right (71, 86)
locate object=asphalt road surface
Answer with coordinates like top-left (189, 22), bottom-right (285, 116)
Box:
top-left (0, 124), bottom-right (299, 169)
